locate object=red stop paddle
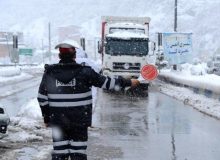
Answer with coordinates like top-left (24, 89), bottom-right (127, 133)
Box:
top-left (140, 64), bottom-right (158, 81)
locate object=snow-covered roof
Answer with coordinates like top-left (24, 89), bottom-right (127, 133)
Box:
top-left (106, 31), bottom-right (148, 39)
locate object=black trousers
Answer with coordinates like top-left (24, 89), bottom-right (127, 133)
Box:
top-left (52, 125), bottom-right (88, 160)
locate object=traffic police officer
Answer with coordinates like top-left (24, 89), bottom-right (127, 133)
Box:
top-left (37, 40), bottom-right (140, 160)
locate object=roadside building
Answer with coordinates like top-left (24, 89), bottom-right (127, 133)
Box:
top-left (0, 32), bottom-right (23, 58)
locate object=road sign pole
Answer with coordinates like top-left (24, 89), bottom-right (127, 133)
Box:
top-left (11, 35), bottom-right (19, 64)
top-left (174, 0), bottom-right (178, 32)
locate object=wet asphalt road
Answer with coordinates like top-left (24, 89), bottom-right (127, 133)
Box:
top-left (90, 88), bottom-right (220, 160)
top-left (1, 73), bottom-right (220, 159)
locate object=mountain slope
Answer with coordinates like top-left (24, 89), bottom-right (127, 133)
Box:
top-left (0, 0), bottom-right (219, 59)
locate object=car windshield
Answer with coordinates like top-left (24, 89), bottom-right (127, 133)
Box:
top-left (105, 38), bottom-right (148, 56)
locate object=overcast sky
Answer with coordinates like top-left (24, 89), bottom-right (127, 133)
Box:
top-left (0, 0), bottom-right (220, 56)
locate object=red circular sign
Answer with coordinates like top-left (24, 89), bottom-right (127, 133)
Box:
top-left (141, 64), bottom-right (158, 81)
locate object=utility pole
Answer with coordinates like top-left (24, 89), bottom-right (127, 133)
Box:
top-left (12, 34), bottom-right (19, 65)
top-left (174, 0), bottom-right (178, 32)
top-left (42, 39), bottom-right (44, 64)
top-left (48, 22), bottom-right (51, 61)
top-left (173, 0), bottom-right (178, 71)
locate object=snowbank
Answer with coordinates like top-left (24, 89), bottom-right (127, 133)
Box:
top-left (180, 62), bottom-right (207, 76)
top-left (0, 67), bottom-right (21, 77)
top-left (20, 64), bottom-right (44, 70)
top-left (10, 99), bottom-right (42, 130)
top-left (17, 99), bottom-right (42, 120)
top-left (0, 72), bottom-right (33, 84)
top-left (159, 62), bottom-right (220, 95)
top-left (159, 70), bottom-right (220, 95)
top-left (7, 98), bottom-right (50, 143)
top-left (0, 65), bottom-right (43, 83)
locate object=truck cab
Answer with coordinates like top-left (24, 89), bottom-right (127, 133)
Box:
top-left (99, 16), bottom-right (156, 79)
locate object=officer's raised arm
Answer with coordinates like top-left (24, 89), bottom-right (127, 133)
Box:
top-left (86, 67), bottom-right (140, 90)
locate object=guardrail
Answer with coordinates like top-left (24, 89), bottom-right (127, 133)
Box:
top-left (158, 75), bottom-right (220, 102)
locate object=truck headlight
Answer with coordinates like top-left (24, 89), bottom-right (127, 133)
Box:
top-left (123, 63), bottom-right (130, 69)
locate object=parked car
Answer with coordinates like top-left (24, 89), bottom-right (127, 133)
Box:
top-left (0, 106), bottom-right (10, 134)
top-left (207, 54), bottom-right (220, 75)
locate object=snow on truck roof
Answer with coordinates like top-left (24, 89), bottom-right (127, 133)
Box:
top-left (108, 22), bottom-right (146, 28)
top-left (102, 16), bottom-right (151, 24)
top-left (106, 31), bottom-right (148, 39)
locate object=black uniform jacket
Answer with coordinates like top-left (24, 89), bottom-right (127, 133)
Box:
top-left (37, 60), bottom-right (131, 127)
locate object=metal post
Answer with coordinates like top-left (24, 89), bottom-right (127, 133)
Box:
top-left (174, 0), bottom-right (178, 70)
top-left (80, 38), bottom-right (86, 50)
top-left (12, 35), bottom-right (19, 64)
top-left (42, 39), bottom-right (44, 64)
top-left (48, 22), bottom-right (51, 61)
top-left (174, 0), bottom-right (178, 32)
top-left (94, 38), bottom-right (97, 60)
top-left (158, 33), bottom-right (162, 47)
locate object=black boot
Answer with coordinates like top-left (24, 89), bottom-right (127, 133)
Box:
top-left (70, 153), bottom-right (87, 160)
top-left (52, 153), bottom-right (69, 160)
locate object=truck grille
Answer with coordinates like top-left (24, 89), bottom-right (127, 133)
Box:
top-left (113, 62), bottom-right (141, 70)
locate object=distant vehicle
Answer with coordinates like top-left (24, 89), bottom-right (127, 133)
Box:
top-left (98, 16), bottom-right (156, 93)
top-left (0, 106), bottom-right (10, 134)
top-left (207, 54), bottom-right (220, 75)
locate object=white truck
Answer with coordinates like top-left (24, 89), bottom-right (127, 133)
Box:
top-left (98, 16), bottom-right (156, 81)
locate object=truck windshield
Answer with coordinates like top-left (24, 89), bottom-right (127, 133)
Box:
top-left (106, 38), bottom-right (148, 56)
